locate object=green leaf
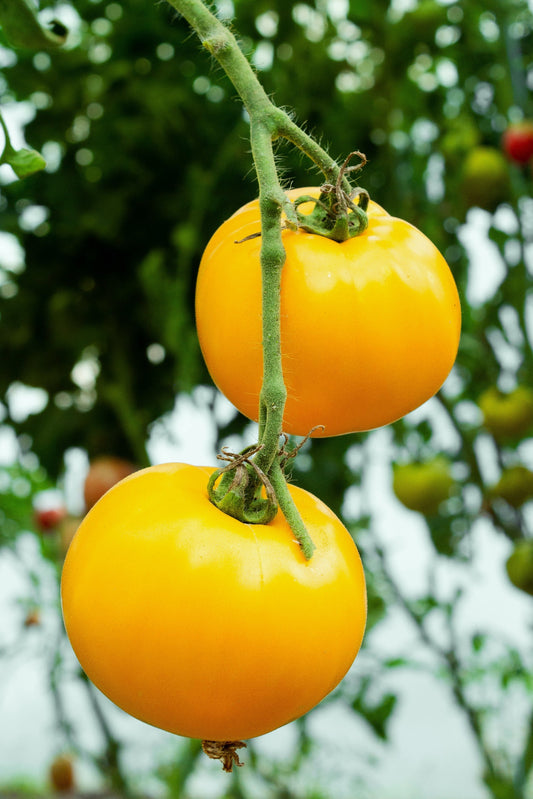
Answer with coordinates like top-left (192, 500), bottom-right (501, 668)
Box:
top-left (471, 633), bottom-right (487, 653)
top-left (483, 771), bottom-right (517, 799)
top-left (3, 146), bottom-right (46, 179)
top-left (352, 688), bottom-right (398, 741)
top-left (383, 657), bottom-right (409, 669)
top-left (0, 0), bottom-right (67, 49)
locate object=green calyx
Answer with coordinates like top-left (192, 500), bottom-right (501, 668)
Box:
top-left (166, 0), bottom-right (373, 560)
top-left (294, 187), bottom-right (369, 242)
top-left (207, 447), bottom-right (278, 525)
top-left (206, 438), bottom-right (317, 561)
top-left (292, 150), bottom-right (370, 243)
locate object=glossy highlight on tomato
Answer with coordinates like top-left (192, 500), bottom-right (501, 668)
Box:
top-left (61, 463), bottom-right (367, 742)
top-left (196, 187), bottom-right (461, 437)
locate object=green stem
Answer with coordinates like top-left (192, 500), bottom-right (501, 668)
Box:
top-left (164, 0), bottom-right (359, 558)
top-left (270, 462), bottom-right (315, 559)
top-left (165, 0), bottom-right (273, 116)
top-left (80, 672), bottom-right (133, 796)
top-left (249, 121), bottom-right (287, 472)
top-left (274, 110), bottom-right (352, 192)
top-left (374, 542), bottom-right (503, 787)
top-left (0, 110), bottom-right (15, 158)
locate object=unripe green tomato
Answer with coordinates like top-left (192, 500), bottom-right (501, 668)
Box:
top-left (461, 147), bottom-right (511, 212)
top-left (392, 457), bottom-right (455, 515)
top-left (441, 119), bottom-right (480, 166)
top-left (490, 466), bottom-right (533, 508)
top-left (479, 386), bottom-right (533, 441)
top-left (506, 540), bottom-right (533, 596)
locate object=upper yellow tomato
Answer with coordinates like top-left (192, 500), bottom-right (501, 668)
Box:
top-left (196, 187), bottom-right (461, 437)
top-left (61, 462), bottom-right (366, 742)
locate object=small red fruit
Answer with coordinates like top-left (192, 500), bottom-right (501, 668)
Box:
top-left (35, 506), bottom-right (67, 532)
top-left (502, 121), bottom-right (533, 165)
top-left (49, 754), bottom-right (75, 793)
top-left (84, 455), bottom-right (137, 510)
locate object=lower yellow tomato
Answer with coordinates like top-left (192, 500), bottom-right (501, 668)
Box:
top-left (61, 463), bottom-right (366, 741)
top-left (196, 187), bottom-right (461, 437)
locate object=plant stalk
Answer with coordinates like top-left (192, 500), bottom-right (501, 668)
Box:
top-left (164, 0), bottom-right (355, 558)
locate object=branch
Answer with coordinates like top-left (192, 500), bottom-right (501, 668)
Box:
top-left (373, 541), bottom-right (503, 783)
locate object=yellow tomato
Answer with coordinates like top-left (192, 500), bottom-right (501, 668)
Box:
top-left (196, 187), bottom-right (461, 437)
top-left (61, 463), bottom-right (366, 741)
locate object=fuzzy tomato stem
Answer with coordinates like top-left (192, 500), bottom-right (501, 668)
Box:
top-left (249, 121), bottom-right (287, 471)
top-left (164, 0), bottom-right (359, 558)
top-left (164, 0), bottom-right (346, 186)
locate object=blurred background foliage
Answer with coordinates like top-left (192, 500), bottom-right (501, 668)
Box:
top-left (1, 0), bottom-right (533, 797)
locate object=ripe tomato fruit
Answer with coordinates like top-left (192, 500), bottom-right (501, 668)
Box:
top-left (34, 505), bottom-right (67, 532)
top-left (84, 455), bottom-right (137, 510)
top-left (502, 121), bottom-right (533, 165)
top-left (196, 187), bottom-right (460, 437)
top-left (61, 463), bottom-right (366, 741)
top-left (49, 754), bottom-right (75, 793)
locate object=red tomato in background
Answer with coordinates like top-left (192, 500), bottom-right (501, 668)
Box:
top-left (502, 121), bottom-right (533, 164)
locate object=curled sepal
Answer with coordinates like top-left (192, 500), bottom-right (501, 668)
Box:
top-left (293, 150), bottom-right (370, 242)
top-left (207, 445), bottom-right (278, 524)
top-left (294, 187), bottom-right (369, 242)
top-left (202, 740), bottom-right (247, 772)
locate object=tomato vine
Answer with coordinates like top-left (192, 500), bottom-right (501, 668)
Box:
top-left (163, 0), bottom-right (374, 559)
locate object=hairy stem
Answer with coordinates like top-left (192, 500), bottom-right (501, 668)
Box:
top-left (270, 462), bottom-right (315, 559)
top-left (165, 0), bottom-right (349, 558)
top-left (249, 121), bottom-right (287, 472)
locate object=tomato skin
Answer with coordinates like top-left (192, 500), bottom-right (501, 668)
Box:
top-left (502, 122), bottom-right (533, 165)
top-left (196, 188), bottom-right (461, 437)
top-left (49, 754), bottom-right (75, 793)
top-left (61, 462), bottom-right (366, 741)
